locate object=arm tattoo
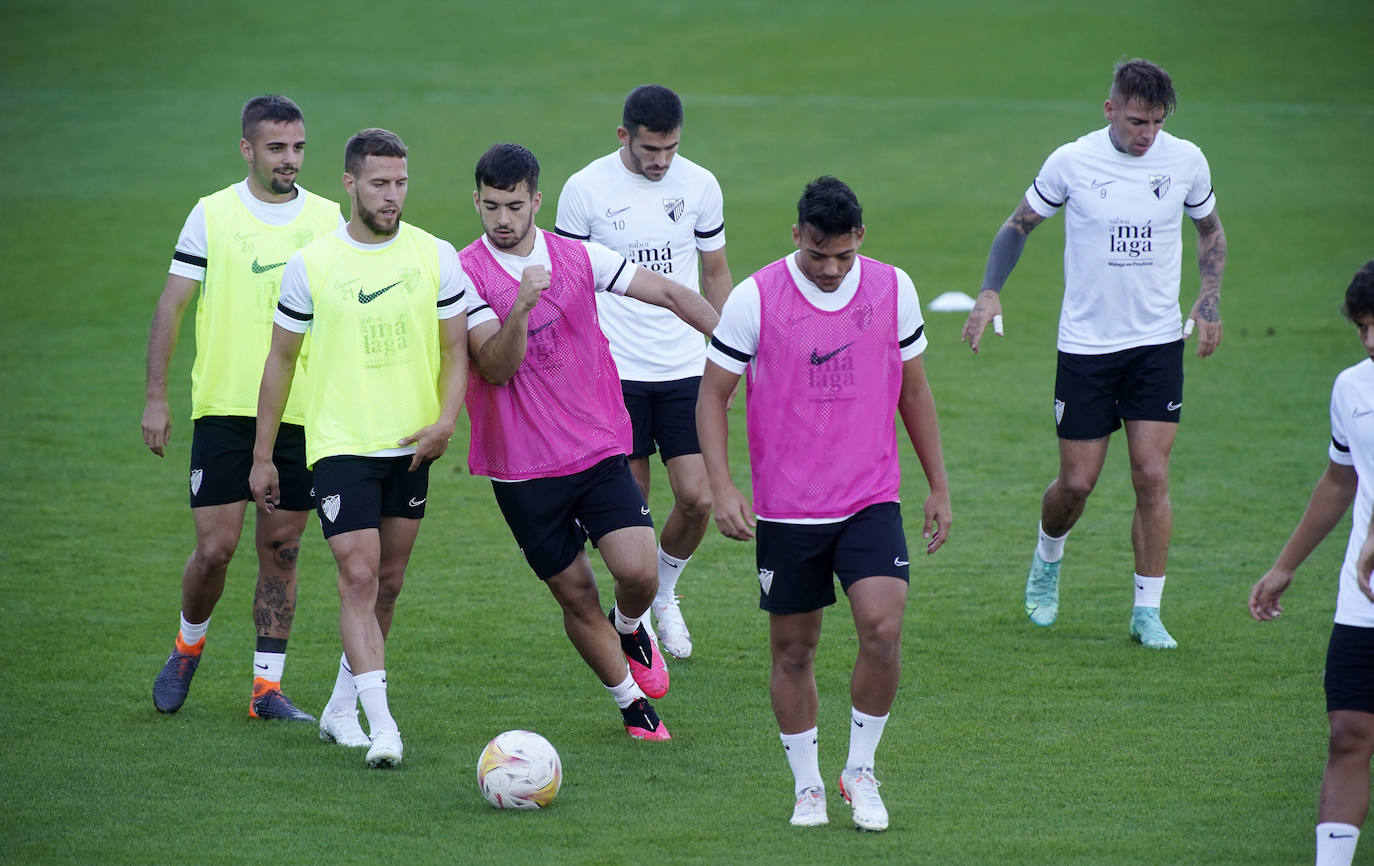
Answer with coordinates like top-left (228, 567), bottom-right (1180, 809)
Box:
top-left (1008, 200), bottom-right (1043, 236)
top-left (1194, 212), bottom-right (1227, 322)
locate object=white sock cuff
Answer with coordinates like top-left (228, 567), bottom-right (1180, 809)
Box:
top-left (1133, 574), bottom-right (1166, 609)
top-left (658, 548), bottom-right (690, 568)
top-left (852, 708), bottom-right (889, 725)
top-left (1037, 522), bottom-right (1068, 563)
top-left (780, 727), bottom-right (819, 747)
top-left (179, 613), bottom-right (210, 644)
top-left (606, 670), bottom-right (645, 708)
top-left (612, 605), bottom-right (643, 635)
top-left (353, 669), bottom-right (387, 694)
top-left (252, 651), bottom-right (285, 683)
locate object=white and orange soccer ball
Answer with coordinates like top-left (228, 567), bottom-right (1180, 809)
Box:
top-left (477, 730), bottom-right (562, 810)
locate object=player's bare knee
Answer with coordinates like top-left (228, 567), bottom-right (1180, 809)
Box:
top-left (193, 537), bottom-right (237, 572)
top-left (376, 570), bottom-right (405, 606)
top-left (1131, 463), bottom-right (1170, 502)
top-left (336, 561), bottom-right (379, 596)
top-left (858, 620), bottom-right (903, 662)
top-left (1329, 713), bottom-right (1374, 760)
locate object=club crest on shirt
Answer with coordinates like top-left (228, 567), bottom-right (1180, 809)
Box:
top-left (190, 469), bottom-right (203, 495)
top-left (851, 304), bottom-right (872, 333)
top-left (662, 197), bottom-right (685, 222)
top-left (321, 494), bottom-right (341, 523)
top-left (293, 229), bottom-right (316, 249)
top-left (1149, 174), bottom-right (1171, 200)
top-left (399, 267), bottom-right (421, 293)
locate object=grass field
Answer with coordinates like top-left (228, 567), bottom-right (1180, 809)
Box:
top-left (2, 0), bottom-right (1373, 863)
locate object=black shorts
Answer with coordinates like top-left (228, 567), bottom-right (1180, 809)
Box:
top-left (1325, 623), bottom-right (1374, 714)
top-left (1054, 341), bottom-right (1184, 440)
top-left (490, 454), bottom-right (654, 580)
top-left (311, 455), bottom-right (431, 539)
top-left (621, 377), bottom-right (702, 462)
top-left (189, 415), bottom-right (312, 510)
top-left (755, 502), bottom-right (910, 614)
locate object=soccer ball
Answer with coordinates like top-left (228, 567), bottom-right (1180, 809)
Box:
top-left (477, 730), bottom-right (562, 810)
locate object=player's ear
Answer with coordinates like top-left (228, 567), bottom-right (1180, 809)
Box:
top-left (791, 224), bottom-right (801, 248)
top-left (239, 137), bottom-right (252, 162)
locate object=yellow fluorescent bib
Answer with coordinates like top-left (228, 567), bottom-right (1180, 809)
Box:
top-left (298, 222), bottom-right (442, 466)
top-left (193, 186), bottom-right (340, 424)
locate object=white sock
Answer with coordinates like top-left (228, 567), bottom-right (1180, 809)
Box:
top-left (1316, 822), bottom-right (1360, 866)
top-left (1036, 522), bottom-right (1067, 563)
top-left (324, 653), bottom-right (357, 715)
top-left (178, 613), bottom-right (210, 646)
top-left (252, 651), bottom-right (285, 685)
top-left (606, 670), bottom-right (645, 709)
top-left (846, 708), bottom-right (889, 772)
top-left (780, 728), bottom-right (823, 796)
top-left (353, 669), bottom-right (396, 735)
top-left (611, 605), bottom-right (643, 635)
top-left (656, 548), bottom-right (689, 603)
top-left (1133, 574), bottom-right (1165, 609)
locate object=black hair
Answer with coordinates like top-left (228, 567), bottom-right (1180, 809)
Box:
top-left (797, 176), bottom-right (863, 239)
top-left (474, 142), bottom-right (540, 193)
top-left (622, 84), bottom-right (683, 135)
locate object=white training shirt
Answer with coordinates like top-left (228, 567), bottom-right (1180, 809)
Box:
top-left (1026, 127), bottom-right (1216, 355)
top-left (169, 180), bottom-right (346, 281)
top-left (274, 225), bottom-right (468, 458)
top-left (555, 150), bottom-right (726, 382)
top-left (1330, 359), bottom-right (1374, 628)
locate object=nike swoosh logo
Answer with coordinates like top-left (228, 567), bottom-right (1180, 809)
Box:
top-left (605, 206), bottom-right (631, 218)
top-left (810, 343), bottom-right (854, 365)
top-left (1329, 833), bottom-right (1356, 838)
top-left (255, 663), bottom-right (269, 670)
top-left (358, 281), bottom-right (401, 304)
top-left (528, 319), bottom-right (556, 336)
top-left (641, 506), bottom-right (651, 515)
top-left (408, 497), bottom-right (426, 507)
top-left (1136, 584), bottom-right (1145, 591)
top-left (251, 258), bottom-right (287, 274)
top-left (894, 557), bottom-right (909, 567)
top-left (1091, 179), bottom-right (1116, 189)
top-left (854, 720), bottom-right (864, 727)
top-left (1354, 408), bottom-right (1374, 418)
top-left (1167, 401), bottom-right (1183, 411)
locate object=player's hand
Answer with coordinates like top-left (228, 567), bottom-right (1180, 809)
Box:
top-left (515, 266), bottom-right (550, 315)
top-left (142, 398), bottom-right (172, 457)
top-left (960, 290), bottom-right (1003, 354)
top-left (712, 483), bottom-right (756, 541)
top-left (1185, 298), bottom-right (1222, 358)
top-left (399, 422), bottom-right (454, 471)
top-left (1248, 569), bottom-right (1292, 621)
top-left (249, 459), bottom-right (280, 514)
top-left (923, 488), bottom-right (952, 554)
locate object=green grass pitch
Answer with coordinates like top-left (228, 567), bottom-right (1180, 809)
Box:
top-left (2, 0), bottom-right (1372, 862)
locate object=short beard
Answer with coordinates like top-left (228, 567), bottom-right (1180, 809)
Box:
top-left (360, 204), bottom-right (400, 237)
